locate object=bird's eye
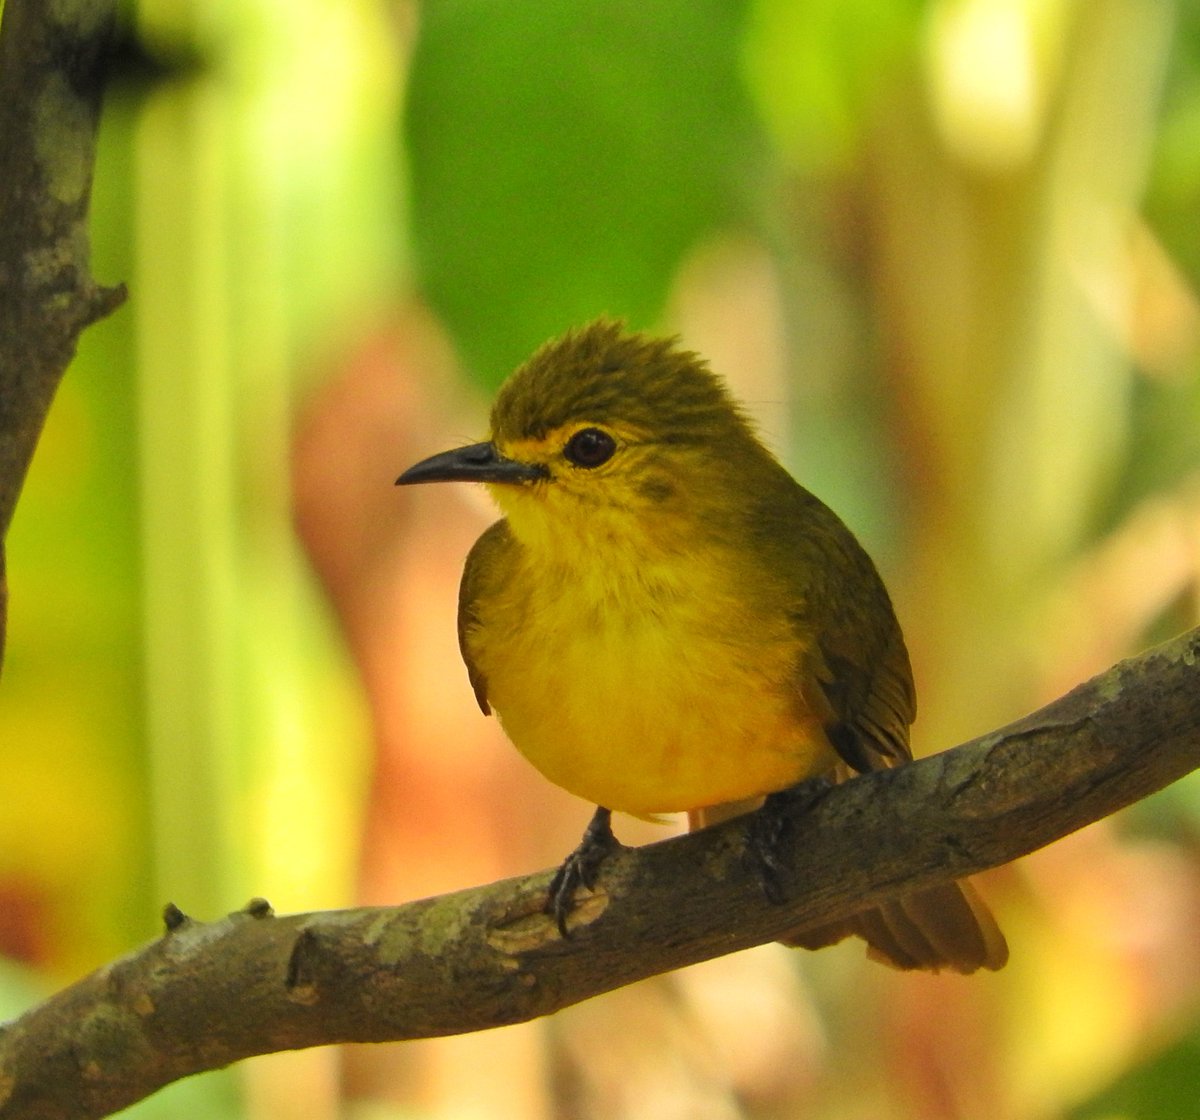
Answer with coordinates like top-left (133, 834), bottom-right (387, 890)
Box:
top-left (563, 427), bottom-right (616, 469)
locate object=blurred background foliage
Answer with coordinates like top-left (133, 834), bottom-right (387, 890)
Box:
top-left (2, 0), bottom-right (1199, 1116)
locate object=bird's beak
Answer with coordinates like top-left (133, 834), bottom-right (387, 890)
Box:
top-left (395, 441), bottom-right (548, 487)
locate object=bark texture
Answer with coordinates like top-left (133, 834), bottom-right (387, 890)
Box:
top-left (0, 0), bottom-right (126, 669)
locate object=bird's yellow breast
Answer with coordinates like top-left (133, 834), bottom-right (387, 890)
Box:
top-left (464, 537), bottom-right (836, 817)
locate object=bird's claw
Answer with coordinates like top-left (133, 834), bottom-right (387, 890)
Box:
top-left (748, 777), bottom-right (834, 904)
top-left (546, 806), bottom-right (618, 937)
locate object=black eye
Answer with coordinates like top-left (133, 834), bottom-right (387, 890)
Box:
top-left (563, 427), bottom-right (616, 468)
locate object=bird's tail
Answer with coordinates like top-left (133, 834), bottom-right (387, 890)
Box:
top-left (687, 804), bottom-right (1008, 974)
top-left (780, 878), bottom-right (1008, 973)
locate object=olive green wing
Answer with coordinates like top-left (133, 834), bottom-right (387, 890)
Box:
top-left (815, 621), bottom-right (915, 772)
top-left (776, 487), bottom-right (915, 773)
top-left (456, 519), bottom-right (514, 716)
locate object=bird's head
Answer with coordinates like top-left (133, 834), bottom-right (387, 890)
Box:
top-left (397, 320), bottom-right (767, 557)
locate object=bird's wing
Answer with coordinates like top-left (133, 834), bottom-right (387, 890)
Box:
top-left (456, 519), bottom-right (514, 716)
top-left (815, 622), bottom-right (915, 771)
top-left (778, 490), bottom-right (916, 773)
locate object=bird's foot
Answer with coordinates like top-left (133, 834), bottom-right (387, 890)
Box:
top-left (546, 806), bottom-right (618, 936)
top-left (748, 777), bottom-right (834, 904)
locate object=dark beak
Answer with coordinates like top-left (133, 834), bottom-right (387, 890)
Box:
top-left (395, 441), bottom-right (548, 487)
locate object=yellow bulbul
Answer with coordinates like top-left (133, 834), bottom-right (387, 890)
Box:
top-left (397, 319), bottom-right (1007, 973)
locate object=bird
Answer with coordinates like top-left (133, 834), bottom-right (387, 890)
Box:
top-left (396, 319), bottom-right (1007, 973)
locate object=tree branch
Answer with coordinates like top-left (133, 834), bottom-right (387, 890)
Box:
top-left (2, 627), bottom-right (1198, 1119)
top-left (0, 0), bottom-right (126, 671)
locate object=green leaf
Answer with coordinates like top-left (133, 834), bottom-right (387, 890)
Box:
top-left (405, 0), bottom-right (764, 386)
top-left (1069, 1025), bottom-right (1200, 1120)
